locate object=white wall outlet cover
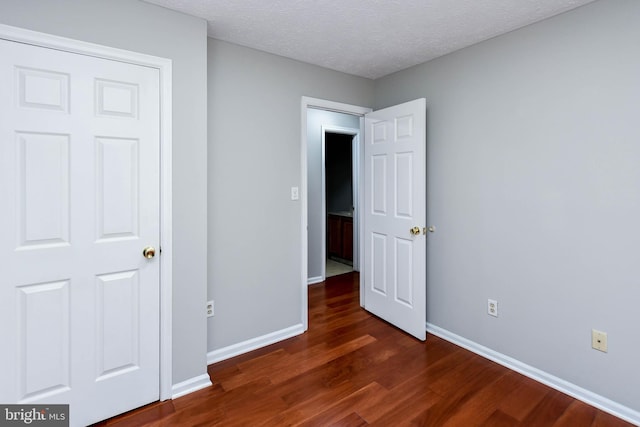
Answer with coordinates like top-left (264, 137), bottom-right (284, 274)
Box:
top-left (206, 300), bottom-right (214, 318)
top-left (291, 186), bottom-right (299, 200)
top-left (487, 299), bottom-right (498, 317)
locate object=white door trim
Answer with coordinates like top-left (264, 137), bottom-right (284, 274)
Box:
top-left (321, 125), bottom-right (360, 281)
top-left (0, 24), bottom-right (174, 401)
top-left (301, 96), bottom-right (371, 330)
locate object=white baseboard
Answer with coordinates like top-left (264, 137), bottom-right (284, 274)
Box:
top-left (207, 323), bottom-right (305, 365)
top-left (308, 276), bottom-right (323, 285)
top-left (427, 323), bottom-right (640, 426)
top-left (171, 373), bottom-right (212, 399)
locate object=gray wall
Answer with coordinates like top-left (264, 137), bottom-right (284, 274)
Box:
top-left (375, 0), bottom-right (640, 412)
top-left (208, 39), bottom-right (372, 349)
top-left (0, 0), bottom-right (209, 385)
top-left (307, 111), bottom-right (361, 279)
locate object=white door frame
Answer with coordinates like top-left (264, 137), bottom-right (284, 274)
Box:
top-left (301, 97), bottom-right (370, 330)
top-left (321, 125), bottom-right (360, 281)
top-left (0, 24), bottom-right (174, 401)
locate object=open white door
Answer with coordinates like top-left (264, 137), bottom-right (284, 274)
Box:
top-left (0, 38), bottom-right (160, 426)
top-left (363, 99), bottom-right (426, 340)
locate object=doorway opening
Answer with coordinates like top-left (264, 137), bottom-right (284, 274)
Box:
top-left (301, 97), bottom-right (371, 331)
top-left (323, 129), bottom-right (359, 279)
top-left (303, 97), bottom-right (428, 340)
top-left (305, 108), bottom-right (361, 286)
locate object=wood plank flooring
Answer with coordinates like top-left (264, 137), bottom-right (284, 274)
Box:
top-left (95, 272), bottom-right (633, 426)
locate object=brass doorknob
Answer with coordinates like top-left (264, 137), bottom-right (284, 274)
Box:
top-left (142, 246), bottom-right (156, 259)
top-left (410, 226), bottom-right (421, 236)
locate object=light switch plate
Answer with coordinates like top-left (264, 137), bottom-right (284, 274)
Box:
top-left (291, 186), bottom-right (299, 201)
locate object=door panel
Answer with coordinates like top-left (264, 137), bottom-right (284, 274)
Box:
top-left (17, 66), bottom-right (70, 112)
top-left (95, 271), bottom-right (140, 379)
top-left (372, 155), bottom-right (387, 214)
top-left (17, 280), bottom-right (71, 401)
top-left (371, 233), bottom-right (387, 295)
top-left (395, 237), bottom-right (413, 305)
top-left (96, 137), bottom-right (140, 240)
top-left (363, 99), bottom-right (426, 340)
top-left (395, 152), bottom-right (413, 218)
top-left (0, 38), bottom-right (160, 426)
top-left (17, 132), bottom-right (71, 247)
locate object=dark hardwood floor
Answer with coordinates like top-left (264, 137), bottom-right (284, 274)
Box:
top-left (96, 272), bottom-right (633, 426)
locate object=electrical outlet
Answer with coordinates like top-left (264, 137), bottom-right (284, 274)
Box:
top-left (592, 329), bottom-right (607, 352)
top-left (487, 299), bottom-right (498, 317)
top-left (290, 186), bottom-right (299, 201)
top-left (206, 300), bottom-right (214, 318)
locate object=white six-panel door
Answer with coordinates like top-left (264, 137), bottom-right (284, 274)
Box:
top-left (363, 99), bottom-right (426, 340)
top-left (0, 38), bottom-right (160, 426)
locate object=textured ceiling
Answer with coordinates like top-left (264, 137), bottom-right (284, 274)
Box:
top-left (144, 0), bottom-right (596, 79)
